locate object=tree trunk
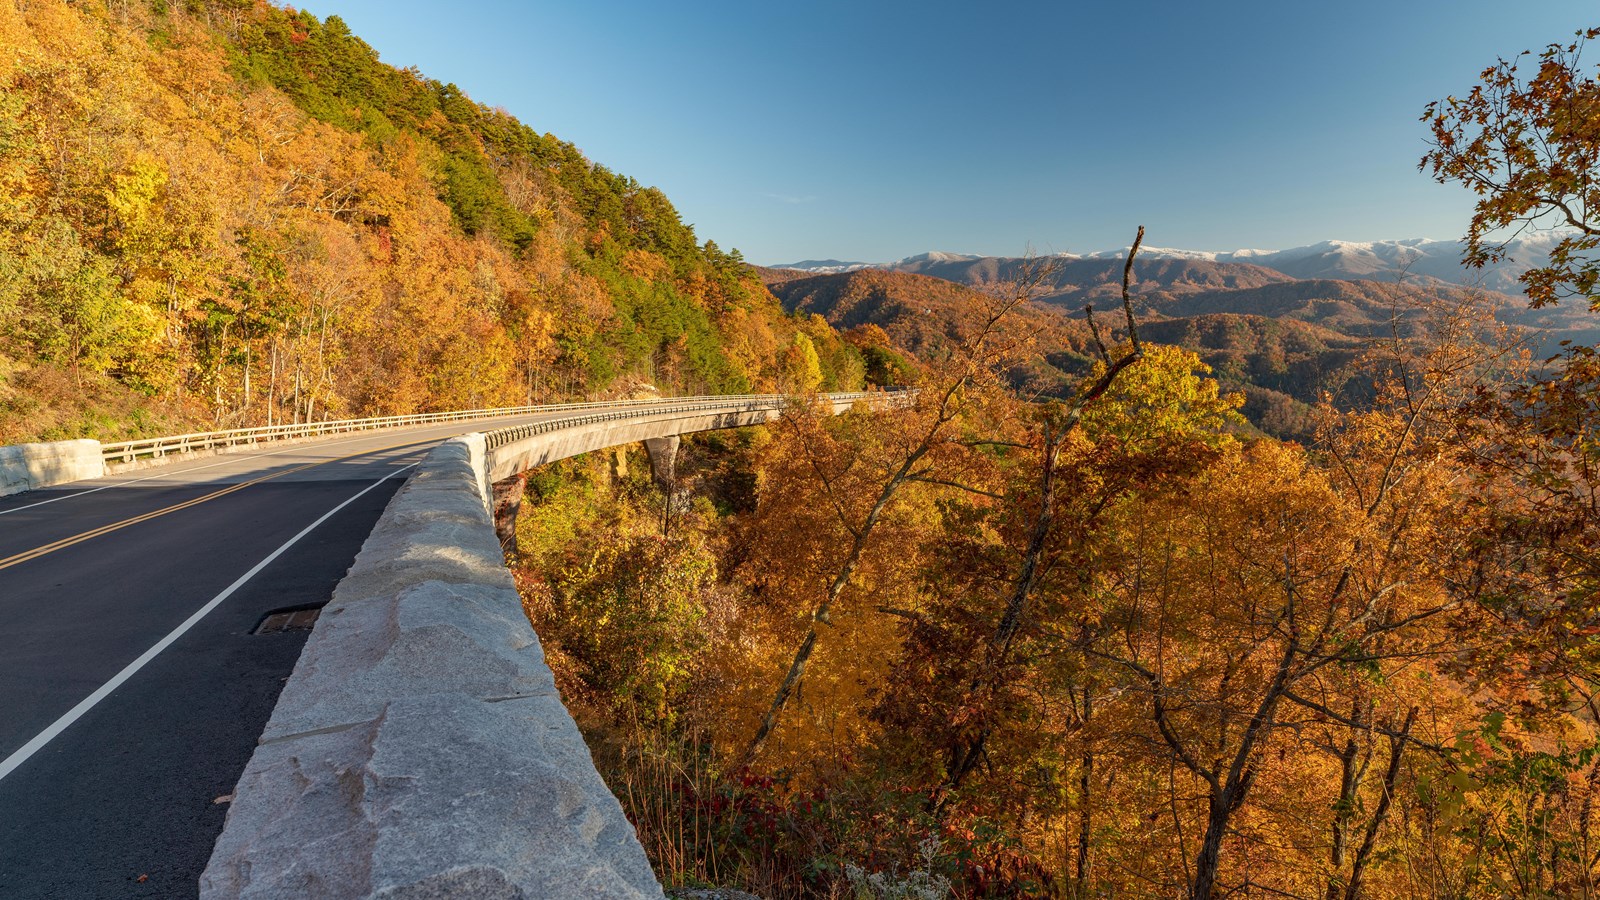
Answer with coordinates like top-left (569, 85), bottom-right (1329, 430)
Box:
top-left (1328, 697), bottom-right (1375, 900)
top-left (936, 427), bottom-right (1063, 807)
top-left (743, 396), bottom-right (947, 766)
top-left (1343, 707), bottom-right (1417, 900)
top-left (936, 233), bottom-right (1149, 805)
top-left (742, 464), bottom-right (902, 765)
top-left (1327, 737), bottom-right (1359, 900)
top-left (1192, 792), bottom-right (1234, 900)
top-left (1188, 640), bottom-right (1296, 899)
top-left (744, 627), bottom-right (820, 762)
top-left (267, 341), bottom-right (278, 427)
top-left (1075, 751), bottom-right (1093, 893)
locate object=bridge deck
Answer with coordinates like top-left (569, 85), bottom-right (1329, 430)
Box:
top-left (0, 392), bottom-right (898, 897)
top-left (0, 413), bottom-right (563, 899)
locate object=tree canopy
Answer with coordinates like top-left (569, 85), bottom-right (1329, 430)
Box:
top-left (1423, 27), bottom-right (1600, 308)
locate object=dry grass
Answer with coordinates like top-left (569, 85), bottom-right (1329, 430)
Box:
top-left (590, 720), bottom-right (848, 900)
top-left (0, 356), bottom-right (203, 444)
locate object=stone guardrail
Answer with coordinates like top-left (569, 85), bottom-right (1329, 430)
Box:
top-left (0, 395), bottom-right (828, 498)
top-left (0, 439), bottom-right (105, 498)
top-left (483, 391), bottom-right (890, 482)
top-left (201, 391), bottom-right (912, 898)
top-left (200, 433), bottom-right (664, 899)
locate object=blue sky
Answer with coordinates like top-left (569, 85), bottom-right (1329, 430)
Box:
top-left (299, 0), bottom-right (1596, 264)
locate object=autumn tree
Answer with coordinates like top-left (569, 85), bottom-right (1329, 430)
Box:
top-left (1423, 30), bottom-right (1600, 894)
top-left (737, 248), bottom-right (1075, 767)
top-left (0, 0), bottom-right (864, 442)
top-left (1422, 26), bottom-right (1600, 307)
top-left (781, 331), bottom-right (823, 395)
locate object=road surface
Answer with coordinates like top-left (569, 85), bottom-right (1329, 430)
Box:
top-left (0, 415), bottom-right (559, 899)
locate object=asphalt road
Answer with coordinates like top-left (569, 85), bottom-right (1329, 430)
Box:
top-left (0, 415), bottom-right (559, 899)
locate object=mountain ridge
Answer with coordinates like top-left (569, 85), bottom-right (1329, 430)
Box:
top-left (771, 234), bottom-right (1570, 293)
top-left (754, 248), bottom-right (1600, 441)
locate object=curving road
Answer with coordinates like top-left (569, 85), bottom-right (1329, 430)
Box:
top-left (0, 414), bottom-right (566, 899)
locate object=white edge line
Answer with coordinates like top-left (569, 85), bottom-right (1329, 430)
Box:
top-left (0, 461), bottom-right (420, 784)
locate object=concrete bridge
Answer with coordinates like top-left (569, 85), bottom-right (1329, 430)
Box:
top-left (0, 391), bottom-right (903, 899)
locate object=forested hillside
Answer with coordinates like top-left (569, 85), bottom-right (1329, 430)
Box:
top-left (764, 268), bottom-right (1093, 394)
top-left (0, 0), bottom-right (862, 443)
top-left (760, 253), bottom-right (1600, 442)
top-left (8, 4), bottom-right (1600, 899)
top-left (887, 254), bottom-right (1297, 307)
top-left (517, 263), bottom-right (1600, 896)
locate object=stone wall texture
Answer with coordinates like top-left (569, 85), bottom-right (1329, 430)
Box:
top-left (201, 434), bottom-right (663, 899)
top-left (0, 439), bottom-right (103, 497)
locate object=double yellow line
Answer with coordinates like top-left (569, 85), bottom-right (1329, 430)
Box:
top-left (0, 440), bottom-right (429, 573)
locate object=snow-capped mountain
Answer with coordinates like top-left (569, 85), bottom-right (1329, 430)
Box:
top-left (773, 234), bottom-right (1568, 294)
top-left (893, 251), bottom-right (983, 265)
top-left (1071, 236), bottom-right (1566, 293)
top-left (769, 258), bottom-right (876, 275)
top-left (770, 252), bottom-right (986, 275)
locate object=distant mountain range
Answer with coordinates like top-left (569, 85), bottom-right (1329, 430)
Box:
top-left (756, 233), bottom-right (1597, 441)
top-left (772, 235), bottom-right (1568, 294)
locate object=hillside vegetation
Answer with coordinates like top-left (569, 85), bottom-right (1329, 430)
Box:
top-left (0, 0), bottom-right (862, 443)
top-left (524, 228), bottom-right (1600, 898)
top-left (757, 265), bottom-right (1366, 440)
top-left (764, 268), bottom-right (1095, 394)
top-left (9, 6), bottom-right (1600, 900)
top-left (888, 255), bottom-right (1297, 307)
top-left (766, 254), bottom-right (1600, 441)
top-left (875, 253), bottom-right (1600, 348)
top-left (514, 279), bottom-right (1600, 896)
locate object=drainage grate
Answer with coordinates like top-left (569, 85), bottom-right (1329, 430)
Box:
top-left (253, 606), bottom-right (323, 635)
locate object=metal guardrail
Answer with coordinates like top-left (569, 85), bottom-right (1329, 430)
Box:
top-left (100, 396), bottom-right (758, 465)
top-left (482, 390), bottom-right (905, 451)
top-left (101, 391), bottom-right (911, 465)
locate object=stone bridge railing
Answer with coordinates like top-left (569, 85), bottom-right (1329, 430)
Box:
top-left (201, 391), bottom-right (908, 898)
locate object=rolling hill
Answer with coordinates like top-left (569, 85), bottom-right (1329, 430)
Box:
top-left (764, 268), bottom-right (1095, 393)
top-left (774, 233), bottom-right (1571, 294)
top-left (885, 255), bottom-right (1298, 307)
top-left (755, 251), bottom-right (1591, 441)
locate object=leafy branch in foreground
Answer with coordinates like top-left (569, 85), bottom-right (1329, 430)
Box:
top-left (1422, 26), bottom-right (1600, 307)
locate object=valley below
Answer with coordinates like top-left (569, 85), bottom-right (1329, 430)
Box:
top-left (763, 246), bottom-right (1600, 440)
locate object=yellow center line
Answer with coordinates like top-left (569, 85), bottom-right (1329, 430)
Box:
top-left (0, 438), bottom-right (437, 573)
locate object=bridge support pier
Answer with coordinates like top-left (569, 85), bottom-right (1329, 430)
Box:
top-left (492, 472), bottom-right (526, 555)
top-left (642, 435), bottom-right (679, 492)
